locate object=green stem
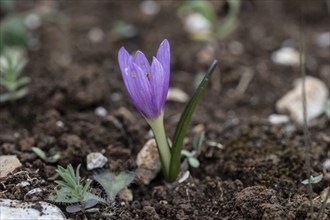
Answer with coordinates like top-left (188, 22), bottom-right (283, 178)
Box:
top-left (147, 112), bottom-right (171, 180)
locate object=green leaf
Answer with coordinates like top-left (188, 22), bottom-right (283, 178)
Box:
top-left (188, 157), bottom-right (200, 168)
top-left (0, 0), bottom-right (15, 12)
top-left (93, 171), bottom-right (135, 201)
top-left (48, 186), bottom-right (79, 204)
top-left (181, 149), bottom-right (193, 158)
top-left (193, 131), bottom-right (205, 151)
top-left (216, 0), bottom-right (241, 40)
top-left (32, 147), bottom-right (47, 160)
top-left (83, 192), bottom-right (106, 204)
top-left (168, 60), bottom-right (218, 182)
top-left (49, 152), bottom-right (61, 163)
top-left (0, 15), bottom-right (28, 49)
top-left (178, 0), bottom-right (216, 26)
top-left (12, 87), bottom-right (28, 99)
top-left (301, 174), bottom-right (323, 185)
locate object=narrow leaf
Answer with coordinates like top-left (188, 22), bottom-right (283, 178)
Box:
top-left (169, 60), bottom-right (218, 182)
top-left (32, 147), bottom-right (47, 160)
top-left (193, 131), bottom-right (205, 151)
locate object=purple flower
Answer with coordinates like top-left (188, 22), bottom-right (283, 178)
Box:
top-left (118, 39), bottom-right (170, 120)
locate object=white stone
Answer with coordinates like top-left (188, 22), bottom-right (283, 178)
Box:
top-left (228, 41), bottom-right (244, 55)
top-left (178, 170), bottom-right (190, 183)
top-left (140, 0), bottom-right (160, 16)
top-left (88, 27), bottom-right (104, 43)
top-left (317, 32), bottom-right (330, 48)
top-left (118, 187), bottom-right (133, 202)
top-left (276, 76), bottom-right (329, 125)
top-left (86, 152), bottom-right (108, 170)
top-left (94, 106), bottom-right (108, 117)
top-left (24, 13), bottom-right (41, 30)
top-left (323, 159), bottom-right (330, 171)
top-left (56, 120), bottom-right (64, 128)
top-left (0, 155), bottom-right (22, 178)
top-left (167, 88), bottom-right (189, 103)
top-left (136, 139), bottom-right (161, 184)
top-left (184, 13), bottom-right (211, 35)
top-left (0, 199), bottom-right (66, 220)
top-left (268, 114), bottom-right (290, 125)
top-left (271, 47), bottom-right (300, 66)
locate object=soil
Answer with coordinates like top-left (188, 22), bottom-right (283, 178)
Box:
top-left (0, 0), bottom-right (329, 219)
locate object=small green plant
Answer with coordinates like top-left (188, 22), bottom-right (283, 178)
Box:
top-left (48, 164), bottom-right (105, 213)
top-left (0, 48), bottom-right (30, 103)
top-left (181, 131), bottom-right (205, 168)
top-left (93, 171), bottom-right (135, 203)
top-left (32, 147), bottom-right (61, 163)
top-left (178, 0), bottom-right (241, 41)
top-left (301, 174), bottom-right (323, 185)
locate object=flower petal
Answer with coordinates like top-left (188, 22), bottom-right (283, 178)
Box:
top-left (156, 39), bottom-right (170, 76)
top-left (150, 57), bottom-right (166, 114)
top-left (118, 47), bottom-right (133, 77)
top-left (130, 63), bottom-right (155, 118)
top-left (134, 50), bottom-right (150, 73)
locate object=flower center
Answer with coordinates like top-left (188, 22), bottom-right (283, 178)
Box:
top-left (146, 73), bottom-right (151, 81)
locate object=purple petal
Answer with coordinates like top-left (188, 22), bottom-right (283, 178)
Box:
top-left (156, 39), bottom-right (170, 77)
top-left (118, 47), bottom-right (152, 118)
top-left (134, 51), bottom-right (150, 73)
top-left (129, 63), bottom-right (155, 118)
top-left (150, 57), bottom-right (166, 115)
top-left (118, 47), bottom-right (133, 77)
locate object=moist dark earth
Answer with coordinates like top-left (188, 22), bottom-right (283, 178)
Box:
top-left (0, 0), bottom-right (329, 219)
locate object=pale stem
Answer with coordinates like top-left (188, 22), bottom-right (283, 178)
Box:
top-left (147, 112), bottom-right (171, 179)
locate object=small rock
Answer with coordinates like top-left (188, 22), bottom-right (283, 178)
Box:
top-left (192, 124), bottom-right (205, 133)
top-left (178, 170), bottom-right (190, 184)
top-left (56, 120), bottom-right (64, 128)
top-left (184, 13), bottom-right (211, 36)
top-left (140, 0), bottom-right (160, 16)
top-left (323, 159), bottom-right (330, 171)
top-left (118, 187), bottom-right (133, 202)
top-left (88, 27), bottom-right (104, 43)
top-left (24, 13), bottom-right (42, 30)
top-left (268, 114), bottom-right (290, 125)
top-left (167, 88), bottom-right (189, 103)
top-left (276, 76), bottom-right (329, 125)
top-left (316, 32), bottom-right (330, 48)
top-left (196, 44), bottom-right (215, 65)
top-left (136, 139), bottom-right (161, 184)
top-left (228, 41), bottom-right (244, 55)
top-left (0, 199), bottom-right (66, 220)
top-left (94, 106), bottom-right (108, 117)
top-left (271, 47), bottom-right (300, 66)
top-left (86, 152), bottom-right (108, 170)
top-left (320, 187), bottom-right (330, 204)
top-left (111, 92), bottom-right (122, 102)
top-left (0, 155), bottom-right (22, 178)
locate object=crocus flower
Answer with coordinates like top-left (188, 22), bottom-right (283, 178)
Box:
top-left (118, 39), bottom-right (170, 120)
top-left (118, 39), bottom-right (172, 178)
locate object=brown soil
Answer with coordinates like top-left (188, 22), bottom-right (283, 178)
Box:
top-left (0, 0), bottom-right (329, 219)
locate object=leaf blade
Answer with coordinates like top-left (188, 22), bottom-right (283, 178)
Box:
top-left (168, 60), bottom-right (218, 182)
